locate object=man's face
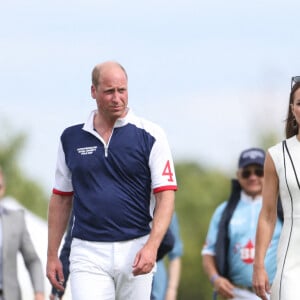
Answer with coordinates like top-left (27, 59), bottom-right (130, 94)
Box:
top-left (91, 65), bottom-right (128, 121)
top-left (237, 164), bottom-right (264, 197)
top-left (0, 174), bottom-right (5, 199)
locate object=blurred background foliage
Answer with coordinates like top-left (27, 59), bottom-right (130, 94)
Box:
top-left (175, 162), bottom-right (230, 299)
top-left (0, 124), bottom-right (48, 219)
top-left (0, 123), bottom-right (280, 299)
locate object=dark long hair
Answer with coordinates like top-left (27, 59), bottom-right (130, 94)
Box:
top-left (285, 82), bottom-right (300, 138)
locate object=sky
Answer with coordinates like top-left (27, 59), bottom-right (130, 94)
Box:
top-left (1, 0), bottom-right (300, 191)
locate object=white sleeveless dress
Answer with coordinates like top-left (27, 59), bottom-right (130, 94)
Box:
top-left (269, 136), bottom-right (300, 300)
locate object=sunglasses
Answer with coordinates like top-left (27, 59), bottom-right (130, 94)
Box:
top-left (241, 168), bottom-right (264, 179)
top-left (291, 76), bottom-right (300, 90)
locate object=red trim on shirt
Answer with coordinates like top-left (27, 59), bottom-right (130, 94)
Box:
top-left (153, 186), bottom-right (178, 193)
top-left (52, 188), bottom-right (74, 196)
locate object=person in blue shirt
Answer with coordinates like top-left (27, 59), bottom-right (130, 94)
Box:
top-left (201, 148), bottom-right (282, 300)
top-left (46, 61), bottom-right (177, 300)
top-left (151, 213), bottom-right (183, 300)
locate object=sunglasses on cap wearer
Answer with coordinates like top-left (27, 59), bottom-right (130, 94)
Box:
top-left (291, 76), bottom-right (300, 90)
top-left (241, 168), bottom-right (264, 179)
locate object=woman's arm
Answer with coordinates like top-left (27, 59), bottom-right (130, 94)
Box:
top-left (253, 152), bottom-right (279, 300)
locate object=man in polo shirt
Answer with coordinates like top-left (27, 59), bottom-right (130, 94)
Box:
top-left (46, 61), bottom-right (177, 300)
top-left (201, 148), bottom-right (282, 300)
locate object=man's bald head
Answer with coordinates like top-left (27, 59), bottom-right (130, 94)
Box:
top-left (91, 61), bottom-right (127, 88)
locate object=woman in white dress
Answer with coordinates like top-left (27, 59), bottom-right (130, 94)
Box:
top-left (252, 76), bottom-right (300, 300)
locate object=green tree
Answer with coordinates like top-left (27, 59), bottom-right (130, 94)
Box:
top-left (0, 125), bottom-right (48, 219)
top-left (174, 162), bottom-right (230, 299)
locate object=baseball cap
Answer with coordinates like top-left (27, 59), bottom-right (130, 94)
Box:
top-left (238, 148), bottom-right (265, 168)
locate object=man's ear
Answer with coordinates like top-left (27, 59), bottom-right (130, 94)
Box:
top-left (91, 85), bottom-right (96, 99)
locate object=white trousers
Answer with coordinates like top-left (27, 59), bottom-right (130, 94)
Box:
top-left (70, 235), bottom-right (155, 300)
top-left (231, 287), bottom-right (270, 300)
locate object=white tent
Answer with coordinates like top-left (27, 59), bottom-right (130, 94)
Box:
top-left (2, 197), bottom-right (71, 299)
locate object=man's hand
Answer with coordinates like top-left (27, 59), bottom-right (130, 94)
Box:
top-left (46, 256), bottom-right (65, 292)
top-left (213, 276), bottom-right (235, 299)
top-left (132, 243), bottom-right (156, 276)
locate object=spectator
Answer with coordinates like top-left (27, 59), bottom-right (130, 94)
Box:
top-left (0, 167), bottom-right (45, 300)
top-left (202, 148), bottom-right (282, 300)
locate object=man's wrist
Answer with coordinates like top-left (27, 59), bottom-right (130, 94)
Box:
top-left (210, 274), bottom-right (219, 285)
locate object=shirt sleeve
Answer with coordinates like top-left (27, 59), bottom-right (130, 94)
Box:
top-left (149, 127), bottom-right (177, 193)
top-left (53, 138), bottom-right (73, 194)
top-left (201, 202), bottom-right (227, 256)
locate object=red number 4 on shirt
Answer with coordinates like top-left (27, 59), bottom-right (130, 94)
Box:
top-left (162, 160), bottom-right (174, 182)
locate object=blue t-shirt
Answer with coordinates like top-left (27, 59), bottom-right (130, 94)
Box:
top-left (202, 191), bottom-right (282, 287)
top-left (53, 109), bottom-right (177, 242)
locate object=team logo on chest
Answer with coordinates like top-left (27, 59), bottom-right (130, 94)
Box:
top-left (240, 239), bottom-right (255, 264)
top-left (77, 146), bottom-right (97, 155)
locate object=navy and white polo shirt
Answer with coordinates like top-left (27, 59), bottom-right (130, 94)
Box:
top-left (53, 109), bottom-right (177, 242)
